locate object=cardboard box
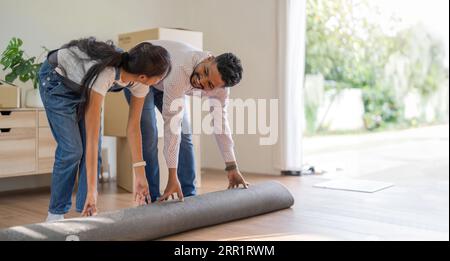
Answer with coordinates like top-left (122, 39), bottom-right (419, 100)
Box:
top-left (116, 135), bottom-right (202, 193)
top-left (118, 27), bottom-right (203, 52)
top-left (0, 81), bottom-right (20, 108)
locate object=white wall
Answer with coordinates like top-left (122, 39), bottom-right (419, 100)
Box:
top-left (0, 0), bottom-right (283, 178)
top-left (0, 0), bottom-right (193, 104)
top-left (177, 0), bottom-right (280, 175)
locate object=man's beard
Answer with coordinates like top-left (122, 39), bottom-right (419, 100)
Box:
top-left (190, 72), bottom-right (202, 89)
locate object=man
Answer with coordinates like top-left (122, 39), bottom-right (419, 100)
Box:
top-left (124, 40), bottom-right (248, 202)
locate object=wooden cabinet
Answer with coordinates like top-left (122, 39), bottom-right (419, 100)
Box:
top-left (0, 128), bottom-right (36, 177)
top-left (38, 127), bottom-right (56, 173)
top-left (0, 111), bottom-right (36, 128)
top-left (0, 109), bottom-right (56, 178)
top-left (37, 111), bottom-right (56, 173)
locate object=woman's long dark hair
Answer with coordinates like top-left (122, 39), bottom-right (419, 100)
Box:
top-left (61, 37), bottom-right (171, 120)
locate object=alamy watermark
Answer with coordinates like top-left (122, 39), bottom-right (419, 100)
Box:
top-left (167, 90), bottom-right (279, 146)
top-left (65, 235), bottom-right (80, 241)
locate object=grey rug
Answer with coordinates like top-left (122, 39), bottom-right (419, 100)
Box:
top-left (0, 181), bottom-right (294, 241)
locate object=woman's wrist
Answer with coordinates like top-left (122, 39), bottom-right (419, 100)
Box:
top-left (132, 161), bottom-right (146, 177)
top-left (87, 188), bottom-right (98, 195)
top-left (132, 161), bottom-right (146, 168)
top-left (133, 166), bottom-right (145, 177)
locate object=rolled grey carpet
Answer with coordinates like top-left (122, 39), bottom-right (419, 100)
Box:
top-left (0, 181), bottom-right (294, 241)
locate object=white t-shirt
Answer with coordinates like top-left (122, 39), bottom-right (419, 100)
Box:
top-left (56, 46), bottom-right (149, 97)
top-left (90, 66), bottom-right (149, 97)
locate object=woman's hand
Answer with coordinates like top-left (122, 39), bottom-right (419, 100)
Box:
top-left (227, 169), bottom-right (250, 189)
top-left (134, 171), bottom-right (151, 205)
top-left (158, 169), bottom-right (184, 202)
top-left (81, 191), bottom-right (98, 217)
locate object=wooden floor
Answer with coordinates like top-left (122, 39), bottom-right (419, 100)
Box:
top-left (0, 169), bottom-right (448, 241)
top-left (0, 125), bottom-right (448, 241)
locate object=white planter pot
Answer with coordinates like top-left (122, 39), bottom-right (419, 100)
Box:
top-left (25, 88), bottom-right (44, 108)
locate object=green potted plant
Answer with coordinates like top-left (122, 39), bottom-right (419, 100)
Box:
top-left (0, 37), bottom-right (48, 107)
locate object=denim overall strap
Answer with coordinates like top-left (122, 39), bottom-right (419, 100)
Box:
top-left (108, 67), bottom-right (134, 93)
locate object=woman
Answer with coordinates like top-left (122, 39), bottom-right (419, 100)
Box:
top-left (39, 38), bottom-right (171, 221)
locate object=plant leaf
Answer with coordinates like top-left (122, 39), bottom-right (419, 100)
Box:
top-left (19, 74), bottom-right (30, 82)
top-left (5, 72), bottom-right (17, 83)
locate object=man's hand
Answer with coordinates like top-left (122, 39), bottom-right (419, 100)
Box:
top-left (134, 171), bottom-right (151, 205)
top-left (81, 191), bottom-right (98, 217)
top-left (159, 169), bottom-right (184, 202)
top-left (227, 169), bottom-right (250, 189)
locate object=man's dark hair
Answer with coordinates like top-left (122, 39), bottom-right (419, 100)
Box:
top-left (215, 53), bottom-right (243, 87)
